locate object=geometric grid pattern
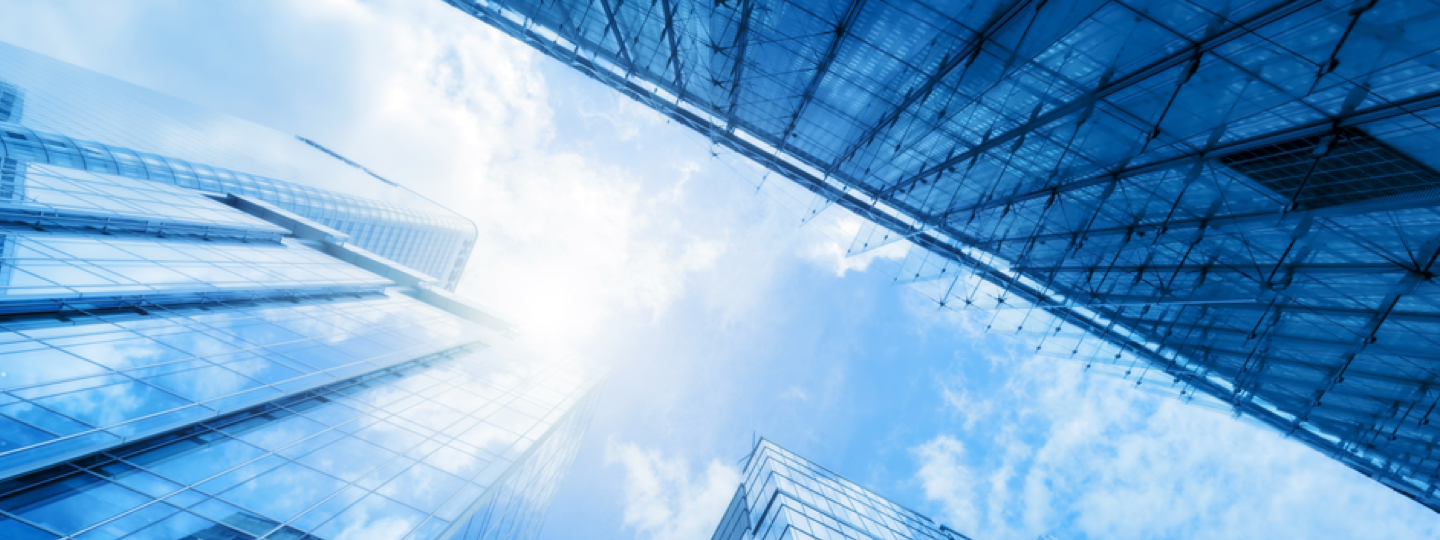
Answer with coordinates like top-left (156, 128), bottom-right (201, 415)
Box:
top-left (0, 341), bottom-right (598, 540)
top-left (444, 0), bottom-right (1440, 510)
top-left (0, 293), bottom-right (478, 482)
top-left (0, 40), bottom-right (476, 290)
top-left (712, 439), bottom-right (972, 540)
top-left (1221, 127), bottom-right (1440, 209)
top-left (0, 81), bottom-right (18, 124)
top-left (0, 41), bottom-right (601, 540)
top-left (0, 232), bottom-right (390, 301)
top-left (0, 121), bottom-right (474, 290)
top-left (449, 378), bottom-right (602, 540)
top-left (0, 163), bottom-right (287, 241)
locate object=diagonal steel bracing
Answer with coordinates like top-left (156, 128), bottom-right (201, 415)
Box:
top-left (776, 0), bottom-right (868, 153)
top-left (660, 0), bottom-right (685, 90)
top-left (597, 0), bottom-right (636, 70)
top-left (877, 0), bottom-right (1318, 201)
top-left (443, 0), bottom-right (1440, 510)
top-left (722, 0), bottom-right (755, 133)
top-left (929, 88), bottom-right (1440, 226)
top-left (827, 0), bottom-right (1036, 173)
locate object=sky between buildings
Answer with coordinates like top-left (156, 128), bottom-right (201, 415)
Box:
top-left (2, 1), bottom-right (1437, 539)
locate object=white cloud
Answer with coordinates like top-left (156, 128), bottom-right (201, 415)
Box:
top-left (913, 435), bottom-right (981, 529)
top-left (781, 385), bottom-right (810, 402)
top-left (939, 381), bottom-right (996, 431)
top-left (606, 439), bottom-right (742, 540)
top-left (801, 213), bottom-right (909, 278)
top-left (911, 337), bottom-right (1440, 540)
top-left (0, 0), bottom-right (734, 348)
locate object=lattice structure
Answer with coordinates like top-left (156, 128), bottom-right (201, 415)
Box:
top-left (444, 0), bottom-right (1440, 509)
top-left (0, 42), bottom-right (478, 291)
top-left (0, 42), bottom-right (598, 540)
top-left (713, 439), bottom-right (972, 540)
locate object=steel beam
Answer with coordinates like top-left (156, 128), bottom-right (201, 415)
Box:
top-left (660, 0), bottom-right (685, 90)
top-left (930, 87), bottom-right (1440, 225)
top-left (444, 0), bottom-right (1440, 510)
top-left (879, 0), bottom-right (1319, 200)
top-left (1014, 262), bottom-right (1410, 277)
top-left (777, 0), bottom-right (868, 153)
top-left (723, 0), bottom-right (755, 133)
top-left (597, 0), bottom-right (636, 72)
top-left (1174, 343), bottom-right (1436, 385)
top-left (826, 0), bottom-right (1035, 172)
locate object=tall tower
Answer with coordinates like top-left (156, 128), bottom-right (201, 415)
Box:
top-left (442, 0), bottom-right (1440, 509)
top-left (713, 439), bottom-right (973, 540)
top-left (0, 41), bottom-right (476, 291)
top-left (0, 42), bottom-right (599, 540)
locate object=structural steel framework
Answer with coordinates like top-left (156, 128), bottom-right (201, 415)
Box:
top-left (444, 0), bottom-right (1440, 510)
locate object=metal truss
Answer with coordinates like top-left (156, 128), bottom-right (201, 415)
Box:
top-left (446, 0), bottom-right (1440, 510)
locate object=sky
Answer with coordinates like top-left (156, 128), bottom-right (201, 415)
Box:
top-left (2, 1), bottom-right (1439, 539)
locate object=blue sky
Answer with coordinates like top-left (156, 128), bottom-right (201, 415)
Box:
top-left (3, 1), bottom-right (1439, 538)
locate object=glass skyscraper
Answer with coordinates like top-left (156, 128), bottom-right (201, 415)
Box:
top-left (442, 0), bottom-right (1440, 510)
top-left (712, 439), bottom-right (972, 540)
top-left (0, 42), bottom-right (601, 539)
top-left (0, 42), bottom-right (476, 291)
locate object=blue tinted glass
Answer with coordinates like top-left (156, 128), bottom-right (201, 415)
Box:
top-left (114, 509), bottom-right (243, 540)
top-left (311, 493), bottom-right (425, 540)
top-left (188, 498), bottom-right (277, 537)
top-left (33, 380), bottom-right (189, 428)
top-left (374, 464), bottom-right (466, 513)
top-left (142, 365), bottom-right (265, 402)
top-left (8, 164), bottom-right (283, 233)
top-left (288, 485), bottom-right (366, 532)
top-left (191, 454), bottom-right (286, 498)
top-left (73, 501), bottom-right (179, 540)
top-left (0, 471), bottom-right (150, 534)
top-left (0, 347), bottom-right (105, 387)
top-left (0, 415), bottom-right (52, 451)
top-left (88, 462), bottom-right (181, 498)
top-left (221, 413), bottom-right (326, 452)
top-left (217, 462), bottom-right (343, 522)
top-left (294, 436), bottom-right (395, 483)
top-left (135, 436), bottom-right (266, 485)
top-left (0, 514), bottom-right (55, 540)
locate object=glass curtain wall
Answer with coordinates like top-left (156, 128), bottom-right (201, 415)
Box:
top-left (0, 42), bottom-right (476, 290)
top-left (0, 41), bottom-right (602, 540)
top-left (0, 342), bottom-right (599, 540)
top-left (712, 439), bottom-right (973, 540)
top-left (443, 0), bottom-right (1440, 509)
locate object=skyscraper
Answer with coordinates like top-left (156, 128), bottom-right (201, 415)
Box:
top-left (0, 42), bottom-right (600, 539)
top-left (0, 41), bottom-right (476, 291)
top-left (713, 439), bottom-right (972, 540)
top-left (442, 0), bottom-right (1440, 510)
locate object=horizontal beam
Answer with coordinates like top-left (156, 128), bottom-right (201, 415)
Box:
top-left (828, 0), bottom-right (1035, 171)
top-left (779, 0), bottom-right (868, 152)
top-left (882, 0), bottom-right (1320, 199)
top-left (1015, 262), bottom-right (1410, 277)
top-left (930, 86), bottom-right (1440, 224)
top-left (447, 0), bottom-right (1440, 510)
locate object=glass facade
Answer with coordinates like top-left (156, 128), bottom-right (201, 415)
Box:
top-left (712, 440), bottom-right (972, 540)
top-left (444, 0), bottom-right (1440, 510)
top-left (0, 42), bottom-right (476, 290)
top-left (0, 41), bottom-right (601, 540)
top-left (0, 340), bottom-right (599, 540)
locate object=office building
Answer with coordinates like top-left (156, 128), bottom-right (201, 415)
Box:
top-left (712, 439), bottom-right (972, 540)
top-left (0, 42), bottom-right (600, 539)
top-left (443, 0), bottom-right (1440, 510)
top-left (0, 42), bottom-right (476, 290)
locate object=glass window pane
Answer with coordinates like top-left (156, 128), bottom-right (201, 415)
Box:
top-left (0, 471), bottom-right (150, 535)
